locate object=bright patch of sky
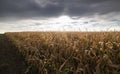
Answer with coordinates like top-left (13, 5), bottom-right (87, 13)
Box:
top-left (0, 15), bottom-right (120, 33)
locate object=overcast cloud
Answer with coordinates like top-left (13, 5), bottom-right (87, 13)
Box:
top-left (0, 0), bottom-right (120, 32)
top-left (0, 0), bottom-right (120, 19)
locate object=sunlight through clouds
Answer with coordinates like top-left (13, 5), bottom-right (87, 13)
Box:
top-left (0, 15), bottom-right (120, 33)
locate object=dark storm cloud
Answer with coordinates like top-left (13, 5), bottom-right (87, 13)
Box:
top-left (0, 0), bottom-right (120, 19)
top-left (66, 0), bottom-right (120, 16)
top-left (0, 0), bottom-right (64, 18)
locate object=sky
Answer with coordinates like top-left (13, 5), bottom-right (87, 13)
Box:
top-left (0, 0), bottom-right (120, 33)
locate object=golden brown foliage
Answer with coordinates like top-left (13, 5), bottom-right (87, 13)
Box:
top-left (5, 32), bottom-right (120, 74)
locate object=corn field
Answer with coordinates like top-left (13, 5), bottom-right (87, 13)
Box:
top-left (5, 32), bottom-right (120, 74)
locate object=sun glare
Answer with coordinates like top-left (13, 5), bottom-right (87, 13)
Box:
top-left (52, 15), bottom-right (73, 24)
